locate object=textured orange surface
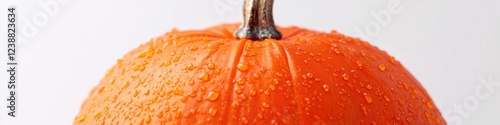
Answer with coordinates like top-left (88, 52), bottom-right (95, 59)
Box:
top-left (75, 24), bottom-right (445, 125)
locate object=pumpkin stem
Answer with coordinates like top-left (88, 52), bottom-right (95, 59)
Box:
top-left (235, 0), bottom-right (282, 40)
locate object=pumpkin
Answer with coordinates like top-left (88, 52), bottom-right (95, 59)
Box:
top-left (75, 0), bottom-right (445, 124)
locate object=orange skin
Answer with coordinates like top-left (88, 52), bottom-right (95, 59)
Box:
top-left (75, 24), bottom-right (445, 125)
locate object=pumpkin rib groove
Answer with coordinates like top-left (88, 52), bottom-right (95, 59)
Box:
top-left (222, 39), bottom-right (246, 123)
top-left (279, 42), bottom-right (302, 123)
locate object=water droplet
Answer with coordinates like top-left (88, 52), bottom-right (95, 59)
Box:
top-left (263, 102), bottom-right (270, 108)
top-left (189, 91), bottom-right (196, 97)
top-left (361, 51), bottom-right (366, 57)
top-left (187, 64), bottom-right (195, 70)
top-left (306, 73), bottom-right (314, 79)
top-left (413, 88), bottom-right (419, 94)
top-left (273, 79), bottom-right (279, 85)
top-left (366, 85), bottom-right (373, 90)
top-left (207, 63), bottom-right (215, 69)
top-left (250, 90), bottom-right (257, 96)
top-left (133, 64), bottom-right (141, 71)
top-left (157, 112), bottom-right (164, 118)
top-left (356, 61), bottom-right (363, 67)
top-left (257, 113), bottom-right (263, 119)
top-left (363, 93), bottom-right (373, 103)
top-left (305, 98), bottom-right (311, 104)
top-left (285, 80), bottom-right (292, 86)
top-left (109, 79), bottom-right (116, 85)
top-left (195, 97), bottom-right (202, 102)
top-left (298, 38), bottom-right (307, 43)
top-left (378, 64), bottom-right (386, 71)
top-left (145, 115), bottom-right (151, 123)
top-left (406, 117), bottom-right (411, 123)
top-left (173, 56), bottom-right (180, 62)
top-left (342, 74), bottom-right (349, 81)
top-left (189, 46), bottom-right (198, 51)
top-left (133, 90), bottom-right (139, 97)
top-left (323, 84), bottom-right (330, 92)
top-left (97, 86), bottom-right (105, 94)
top-left (155, 48), bottom-right (163, 54)
top-left (93, 112), bottom-right (102, 119)
top-left (348, 48), bottom-right (355, 52)
top-left (174, 88), bottom-right (181, 95)
top-left (390, 57), bottom-right (396, 63)
top-left (425, 111), bottom-right (432, 123)
top-left (237, 63), bottom-right (249, 72)
top-left (164, 106), bottom-right (170, 112)
top-left (426, 101), bottom-right (434, 109)
top-left (240, 94), bottom-right (247, 100)
top-left (136, 47), bottom-right (154, 58)
top-left (309, 53), bottom-right (315, 57)
top-left (75, 114), bottom-right (86, 122)
top-left (435, 117), bottom-right (442, 123)
top-left (199, 73), bottom-right (209, 81)
top-left (235, 87), bottom-right (242, 94)
top-left (209, 108), bottom-right (218, 116)
top-left (207, 92), bottom-right (220, 101)
top-left (105, 69), bottom-right (113, 76)
top-left (334, 48), bottom-right (341, 54)
top-left (142, 60), bottom-right (149, 65)
top-left (360, 104), bottom-right (368, 116)
top-left (242, 117), bottom-right (249, 124)
top-left (253, 73), bottom-right (259, 79)
top-left (236, 78), bottom-right (246, 85)
top-left (111, 95), bottom-right (118, 103)
top-left (314, 78), bottom-right (321, 82)
top-left (394, 115), bottom-right (401, 121)
top-left (161, 61), bottom-right (172, 67)
top-left (275, 72), bottom-right (283, 77)
top-left (270, 85), bottom-right (276, 91)
top-left (181, 96), bottom-right (188, 102)
top-left (384, 95), bottom-right (391, 102)
top-left (140, 65), bottom-right (146, 71)
top-left (139, 78), bottom-right (147, 85)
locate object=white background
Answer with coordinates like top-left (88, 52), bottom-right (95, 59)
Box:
top-left (0, 0), bottom-right (499, 125)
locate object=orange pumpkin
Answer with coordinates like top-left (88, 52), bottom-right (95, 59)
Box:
top-left (75, 0), bottom-right (445, 124)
